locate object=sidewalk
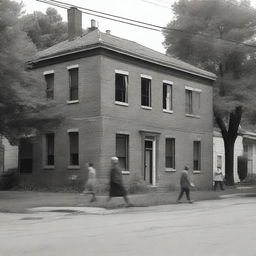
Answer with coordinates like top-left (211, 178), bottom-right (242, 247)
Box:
top-left (0, 185), bottom-right (255, 213)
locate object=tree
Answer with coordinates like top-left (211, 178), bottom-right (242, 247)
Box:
top-left (0, 0), bottom-right (62, 143)
top-left (163, 0), bottom-right (256, 185)
top-left (19, 7), bottom-right (68, 50)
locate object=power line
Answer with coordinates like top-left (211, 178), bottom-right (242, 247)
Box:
top-left (139, 0), bottom-right (173, 9)
top-left (36, 0), bottom-right (256, 49)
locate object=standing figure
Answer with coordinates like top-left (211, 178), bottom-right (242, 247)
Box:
top-left (83, 163), bottom-right (97, 202)
top-left (177, 166), bottom-right (194, 203)
top-left (213, 167), bottom-right (225, 191)
top-left (108, 157), bottom-right (131, 206)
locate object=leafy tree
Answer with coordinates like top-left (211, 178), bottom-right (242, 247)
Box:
top-left (163, 0), bottom-right (256, 185)
top-left (0, 0), bottom-right (62, 143)
top-left (19, 7), bottom-right (68, 50)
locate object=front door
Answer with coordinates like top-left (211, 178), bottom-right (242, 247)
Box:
top-left (144, 140), bottom-right (155, 185)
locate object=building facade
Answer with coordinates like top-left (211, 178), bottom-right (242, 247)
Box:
top-left (19, 8), bottom-right (216, 190)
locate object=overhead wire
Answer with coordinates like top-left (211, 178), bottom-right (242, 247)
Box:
top-left (36, 0), bottom-right (256, 49)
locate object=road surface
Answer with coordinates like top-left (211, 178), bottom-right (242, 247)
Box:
top-left (0, 195), bottom-right (256, 256)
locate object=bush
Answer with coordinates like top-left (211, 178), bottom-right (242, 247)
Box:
top-left (238, 155), bottom-right (248, 181)
top-left (0, 169), bottom-right (19, 190)
top-left (127, 175), bottom-right (149, 194)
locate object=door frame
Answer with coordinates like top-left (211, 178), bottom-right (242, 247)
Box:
top-left (144, 138), bottom-right (156, 186)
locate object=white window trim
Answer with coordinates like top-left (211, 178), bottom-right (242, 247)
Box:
top-left (163, 80), bottom-right (173, 85)
top-left (67, 64), bottom-right (79, 70)
top-left (193, 170), bottom-right (201, 174)
top-left (43, 70), bottom-right (54, 75)
top-left (185, 114), bottom-right (200, 119)
top-left (185, 86), bottom-right (202, 93)
top-left (68, 165), bottom-right (80, 170)
top-left (67, 128), bottom-right (79, 133)
top-left (165, 168), bottom-right (176, 173)
top-left (115, 69), bottom-right (129, 75)
top-left (141, 106), bottom-right (152, 110)
top-left (67, 100), bottom-right (79, 105)
top-left (141, 74), bottom-right (152, 80)
top-left (116, 131), bottom-right (131, 135)
top-left (44, 165), bottom-right (55, 170)
top-left (115, 101), bottom-right (129, 107)
top-left (122, 171), bottom-right (130, 175)
top-left (163, 109), bottom-right (174, 114)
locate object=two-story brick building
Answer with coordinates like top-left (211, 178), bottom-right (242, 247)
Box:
top-left (19, 7), bottom-right (216, 190)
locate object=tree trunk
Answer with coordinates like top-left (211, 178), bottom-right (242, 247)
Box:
top-left (214, 106), bottom-right (242, 185)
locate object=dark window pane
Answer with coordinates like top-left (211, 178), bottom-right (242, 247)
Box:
top-left (193, 141), bottom-right (201, 170)
top-left (163, 83), bottom-right (167, 109)
top-left (116, 134), bottom-right (129, 171)
top-left (166, 138), bottom-right (175, 168)
top-left (45, 73), bottom-right (54, 99)
top-left (46, 133), bottom-right (54, 166)
top-left (19, 139), bottom-right (33, 173)
top-left (115, 73), bottom-right (128, 102)
top-left (185, 89), bottom-right (192, 114)
top-left (69, 132), bottom-right (79, 165)
top-left (141, 78), bottom-right (151, 107)
top-left (69, 68), bottom-right (79, 100)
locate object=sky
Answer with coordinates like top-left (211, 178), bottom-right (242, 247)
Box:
top-left (16, 0), bottom-right (256, 53)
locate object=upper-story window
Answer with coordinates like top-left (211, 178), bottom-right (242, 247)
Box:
top-left (68, 65), bottom-right (79, 101)
top-left (163, 81), bottom-right (173, 112)
top-left (115, 70), bottom-right (128, 104)
top-left (44, 71), bottom-right (54, 99)
top-left (141, 75), bottom-right (152, 108)
top-left (185, 87), bottom-right (201, 116)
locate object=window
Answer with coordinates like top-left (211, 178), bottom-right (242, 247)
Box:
top-left (19, 139), bottom-right (33, 173)
top-left (69, 132), bottom-right (79, 165)
top-left (115, 72), bottom-right (128, 103)
top-left (45, 73), bottom-right (54, 99)
top-left (185, 88), bottom-right (201, 115)
top-left (69, 68), bottom-right (79, 101)
top-left (193, 141), bottom-right (201, 170)
top-left (163, 82), bottom-right (173, 111)
top-left (46, 133), bottom-right (54, 166)
top-left (116, 134), bottom-right (129, 171)
top-left (141, 77), bottom-right (151, 107)
top-left (166, 138), bottom-right (175, 169)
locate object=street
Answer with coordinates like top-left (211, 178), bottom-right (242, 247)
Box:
top-left (0, 195), bottom-right (256, 256)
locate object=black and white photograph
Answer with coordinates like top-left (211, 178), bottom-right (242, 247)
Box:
top-left (1, 0), bottom-right (256, 255)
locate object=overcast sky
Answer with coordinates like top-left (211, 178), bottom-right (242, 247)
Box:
top-left (17, 0), bottom-right (256, 53)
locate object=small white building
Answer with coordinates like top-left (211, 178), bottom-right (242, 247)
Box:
top-left (213, 131), bottom-right (242, 183)
top-left (1, 137), bottom-right (18, 173)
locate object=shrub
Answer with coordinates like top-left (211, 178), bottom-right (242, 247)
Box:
top-left (0, 169), bottom-right (19, 190)
top-left (237, 155), bottom-right (248, 181)
top-left (128, 175), bottom-right (149, 194)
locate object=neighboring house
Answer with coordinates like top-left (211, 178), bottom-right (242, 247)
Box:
top-left (213, 131), bottom-right (242, 183)
top-left (2, 137), bottom-right (18, 172)
top-left (213, 130), bottom-right (256, 183)
top-left (20, 7), bottom-right (216, 189)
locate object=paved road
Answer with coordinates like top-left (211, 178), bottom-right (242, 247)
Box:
top-left (0, 196), bottom-right (256, 256)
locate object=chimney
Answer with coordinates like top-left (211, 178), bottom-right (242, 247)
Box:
top-left (90, 19), bottom-right (97, 30)
top-left (106, 30), bottom-right (111, 35)
top-left (68, 7), bottom-right (82, 40)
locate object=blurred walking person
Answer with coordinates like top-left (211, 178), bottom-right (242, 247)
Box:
top-left (213, 167), bottom-right (225, 191)
top-left (177, 166), bottom-right (194, 203)
top-left (108, 157), bottom-right (132, 207)
top-left (82, 163), bottom-right (97, 202)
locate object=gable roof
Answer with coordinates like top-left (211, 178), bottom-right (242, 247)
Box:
top-left (34, 29), bottom-right (216, 81)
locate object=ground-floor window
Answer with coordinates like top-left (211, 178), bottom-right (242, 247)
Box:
top-left (46, 133), bottom-right (54, 166)
top-left (165, 138), bottom-right (175, 169)
top-left (116, 134), bottom-right (129, 171)
top-left (19, 138), bottom-right (33, 173)
top-left (69, 132), bottom-right (79, 166)
top-left (193, 141), bottom-right (201, 170)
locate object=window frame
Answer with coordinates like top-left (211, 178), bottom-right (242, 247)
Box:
top-left (193, 140), bottom-right (201, 171)
top-left (141, 75), bottom-right (152, 108)
top-left (68, 130), bottom-right (79, 168)
top-left (163, 80), bottom-right (173, 113)
top-left (67, 65), bottom-right (79, 102)
top-left (45, 133), bottom-right (55, 167)
top-left (115, 70), bottom-right (129, 104)
top-left (44, 70), bottom-right (54, 100)
top-left (165, 138), bottom-right (176, 171)
top-left (116, 134), bottom-right (129, 173)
